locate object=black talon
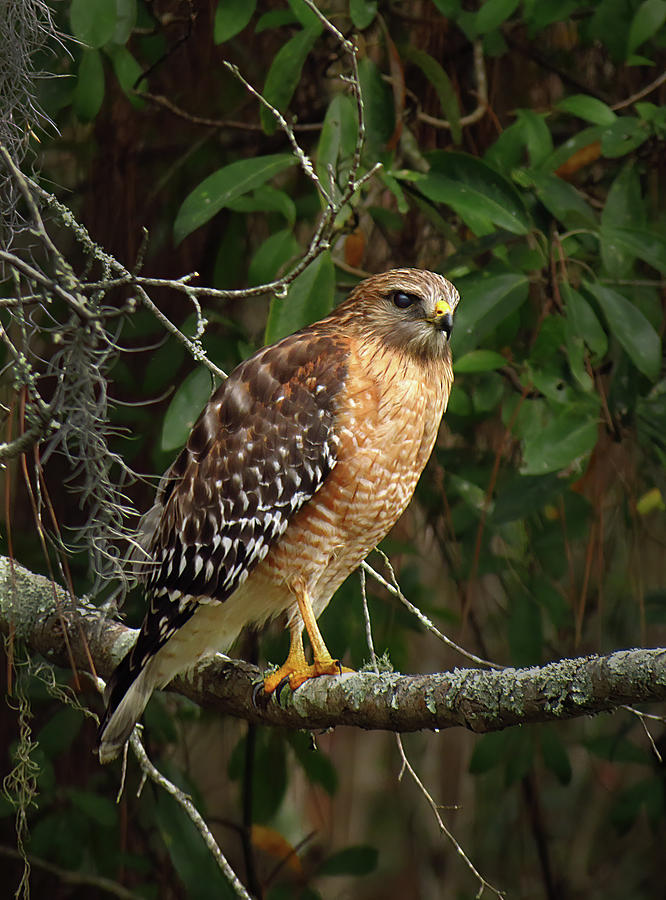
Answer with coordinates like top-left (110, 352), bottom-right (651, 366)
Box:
top-left (275, 675), bottom-right (291, 703)
top-left (252, 681), bottom-right (264, 708)
top-left (334, 659), bottom-right (342, 675)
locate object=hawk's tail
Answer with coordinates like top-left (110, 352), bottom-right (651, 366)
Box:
top-left (96, 652), bottom-right (157, 764)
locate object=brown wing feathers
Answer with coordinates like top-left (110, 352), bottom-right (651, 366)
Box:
top-left (100, 330), bottom-right (350, 729)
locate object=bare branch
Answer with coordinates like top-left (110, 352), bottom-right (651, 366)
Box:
top-left (4, 556), bottom-right (666, 737)
top-left (0, 845), bottom-right (143, 900)
top-left (0, 422), bottom-right (50, 463)
top-left (416, 41), bottom-right (488, 130)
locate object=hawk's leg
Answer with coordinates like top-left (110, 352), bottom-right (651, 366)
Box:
top-left (263, 589), bottom-right (353, 694)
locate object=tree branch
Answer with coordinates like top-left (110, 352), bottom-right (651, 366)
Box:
top-left (2, 555), bottom-right (666, 736)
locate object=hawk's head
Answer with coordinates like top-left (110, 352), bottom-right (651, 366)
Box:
top-left (335, 268), bottom-right (459, 362)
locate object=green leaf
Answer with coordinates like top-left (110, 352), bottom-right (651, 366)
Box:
top-left (38, 707), bottom-right (84, 757)
top-left (248, 229), bottom-right (301, 286)
top-left (587, 0), bottom-right (633, 61)
top-left (454, 349), bottom-right (506, 373)
top-left (540, 125), bottom-right (605, 172)
top-left (288, 731), bottom-right (338, 795)
top-left (155, 791), bottom-right (234, 899)
top-left (407, 151), bottom-right (530, 235)
top-left (612, 779), bottom-right (663, 833)
top-left (255, 10), bottom-right (297, 31)
top-left (526, 170), bottom-right (597, 229)
top-left (261, 27), bottom-right (322, 134)
top-left (585, 281), bottom-right (661, 380)
top-left (516, 109), bottom-right (553, 166)
top-left (349, 0), bottom-right (378, 29)
top-left (561, 284), bottom-right (608, 359)
top-left (521, 405), bottom-right (598, 475)
top-left (253, 732), bottom-right (288, 822)
top-left (319, 845), bottom-right (378, 876)
top-left (265, 251), bottom-right (334, 344)
top-left (508, 591), bottom-right (542, 665)
top-left (70, 0), bottom-right (116, 48)
top-left (565, 329), bottom-right (594, 392)
top-left (73, 50), bottom-right (105, 121)
top-left (316, 94), bottom-right (359, 194)
top-left (475, 0), bottom-right (520, 33)
top-left (599, 226), bottom-right (666, 275)
top-left (484, 118), bottom-right (529, 170)
top-left (540, 728), bottom-right (572, 785)
top-left (174, 154), bottom-right (297, 244)
top-left (626, 53), bottom-right (656, 65)
top-left (635, 101), bottom-right (666, 134)
top-left (446, 383), bottom-right (472, 415)
top-left (556, 94), bottom-right (617, 126)
top-left (161, 368), bottom-right (214, 452)
top-left (403, 47), bottom-right (461, 144)
top-left (585, 735), bottom-right (649, 764)
top-left (287, 0), bottom-right (322, 29)
top-left (469, 730), bottom-right (509, 774)
top-left (505, 731), bottom-right (535, 785)
top-left (214, 0), bottom-right (257, 42)
top-left (358, 57), bottom-right (395, 155)
top-left (491, 473), bottom-right (563, 524)
top-left (379, 171), bottom-right (408, 213)
top-left (600, 163), bottom-right (645, 277)
top-left (432, 0), bottom-right (461, 15)
top-left (105, 44), bottom-right (145, 106)
top-left (627, 0), bottom-right (666, 54)
top-left (450, 272), bottom-right (529, 356)
top-left (68, 789), bottom-right (117, 828)
top-left (472, 372), bottom-right (503, 412)
top-left (114, 0), bottom-right (137, 44)
top-left (227, 185), bottom-right (297, 225)
top-left (524, 0), bottom-right (581, 34)
top-left (448, 473), bottom-right (488, 515)
top-left (601, 118), bottom-right (649, 158)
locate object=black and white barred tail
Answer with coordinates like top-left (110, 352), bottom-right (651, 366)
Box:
top-left (97, 651), bottom-right (156, 763)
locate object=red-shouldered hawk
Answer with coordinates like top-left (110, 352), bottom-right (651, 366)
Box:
top-left (97, 268), bottom-right (458, 762)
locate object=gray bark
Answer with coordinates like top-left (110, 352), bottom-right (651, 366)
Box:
top-left (2, 555), bottom-right (665, 734)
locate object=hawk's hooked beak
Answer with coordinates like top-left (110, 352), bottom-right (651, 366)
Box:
top-left (431, 298), bottom-right (454, 340)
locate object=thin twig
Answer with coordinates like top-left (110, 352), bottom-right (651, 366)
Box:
top-left (129, 732), bottom-right (253, 900)
top-left (416, 42), bottom-right (488, 130)
top-left (0, 844), bottom-right (142, 900)
top-left (223, 61), bottom-right (330, 204)
top-left (395, 734), bottom-right (505, 898)
top-left (136, 90), bottom-right (322, 130)
top-left (623, 705), bottom-right (664, 763)
top-left (612, 70), bottom-right (666, 111)
top-left (362, 553), bottom-right (502, 670)
top-left (362, 556), bottom-right (503, 896)
top-left (360, 567), bottom-right (379, 672)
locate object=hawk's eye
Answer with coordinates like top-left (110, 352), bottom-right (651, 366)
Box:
top-left (392, 291), bottom-right (419, 310)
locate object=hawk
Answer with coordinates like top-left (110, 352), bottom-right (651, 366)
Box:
top-left (97, 268), bottom-right (458, 762)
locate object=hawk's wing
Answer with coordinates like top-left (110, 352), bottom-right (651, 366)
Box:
top-left (106, 328), bottom-right (349, 702)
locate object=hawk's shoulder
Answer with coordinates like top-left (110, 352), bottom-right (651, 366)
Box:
top-left (148, 326), bottom-right (350, 599)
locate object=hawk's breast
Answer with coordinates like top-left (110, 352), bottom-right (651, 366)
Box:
top-left (254, 336), bottom-right (453, 613)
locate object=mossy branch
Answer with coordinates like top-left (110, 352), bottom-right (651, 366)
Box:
top-left (2, 555), bottom-right (665, 735)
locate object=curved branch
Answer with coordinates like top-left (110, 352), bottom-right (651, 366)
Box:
top-left (2, 555), bottom-right (666, 736)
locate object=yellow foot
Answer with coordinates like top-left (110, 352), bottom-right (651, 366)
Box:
top-left (263, 657), bottom-right (354, 695)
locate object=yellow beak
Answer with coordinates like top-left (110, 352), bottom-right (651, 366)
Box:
top-left (432, 299), bottom-right (454, 339)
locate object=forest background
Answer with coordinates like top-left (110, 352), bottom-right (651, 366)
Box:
top-left (1, 0), bottom-right (666, 898)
